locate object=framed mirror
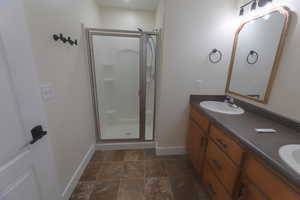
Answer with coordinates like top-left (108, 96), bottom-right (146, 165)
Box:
top-left (226, 7), bottom-right (290, 104)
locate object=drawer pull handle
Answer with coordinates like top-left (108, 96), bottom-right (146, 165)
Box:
top-left (216, 138), bottom-right (228, 149)
top-left (207, 183), bottom-right (216, 195)
top-left (212, 159), bottom-right (222, 170)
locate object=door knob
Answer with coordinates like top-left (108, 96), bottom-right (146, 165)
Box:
top-left (30, 125), bottom-right (47, 144)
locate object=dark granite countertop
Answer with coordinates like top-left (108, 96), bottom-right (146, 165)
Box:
top-left (190, 95), bottom-right (300, 189)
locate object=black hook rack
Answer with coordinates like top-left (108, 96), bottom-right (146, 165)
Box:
top-left (53, 33), bottom-right (78, 46)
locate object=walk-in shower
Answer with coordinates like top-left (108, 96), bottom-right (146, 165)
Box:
top-left (86, 29), bottom-right (158, 141)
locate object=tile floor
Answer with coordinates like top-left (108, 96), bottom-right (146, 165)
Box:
top-left (70, 149), bottom-right (209, 200)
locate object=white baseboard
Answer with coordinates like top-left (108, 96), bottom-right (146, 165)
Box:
top-left (61, 144), bottom-right (95, 200)
top-left (96, 142), bottom-right (155, 151)
top-left (156, 146), bottom-right (186, 155)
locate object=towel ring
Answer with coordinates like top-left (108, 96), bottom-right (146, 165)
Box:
top-left (209, 49), bottom-right (222, 64)
top-left (247, 50), bottom-right (259, 64)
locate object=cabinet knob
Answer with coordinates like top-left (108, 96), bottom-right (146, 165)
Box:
top-left (216, 138), bottom-right (228, 149)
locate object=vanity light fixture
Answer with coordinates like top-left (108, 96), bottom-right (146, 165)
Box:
top-left (263, 14), bottom-right (271, 20)
top-left (239, 0), bottom-right (258, 16)
top-left (239, 7), bottom-right (244, 16)
top-left (258, 0), bottom-right (272, 7)
top-left (251, 0), bottom-right (257, 11)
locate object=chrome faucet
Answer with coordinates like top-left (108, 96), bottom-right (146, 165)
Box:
top-left (225, 96), bottom-right (239, 108)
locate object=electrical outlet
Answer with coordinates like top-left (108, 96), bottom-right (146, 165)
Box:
top-left (40, 83), bottom-right (54, 102)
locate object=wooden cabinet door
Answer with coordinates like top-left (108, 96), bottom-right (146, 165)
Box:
top-left (206, 139), bottom-right (239, 195)
top-left (203, 163), bottom-right (232, 200)
top-left (187, 120), bottom-right (206, 174)
top-left (190, 108), bottom-right (209, 132)
top-left (187, 120), bottom-right (194, 161)
top-left (244, 155), bottom-right (300, 200)
top-left (210, 125), bottom-right (244, 166)
top-left (237, 178), bottom-right (268, 200)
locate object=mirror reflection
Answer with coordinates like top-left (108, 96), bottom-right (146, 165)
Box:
top-left (227, 8), bottom-right (289, 103)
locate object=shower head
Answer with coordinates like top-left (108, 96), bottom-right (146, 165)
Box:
top-left (137, 28), bottom-right (143, 32)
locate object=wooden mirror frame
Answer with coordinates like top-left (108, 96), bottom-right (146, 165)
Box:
top-left (225, 6), bottom-right (290, 104)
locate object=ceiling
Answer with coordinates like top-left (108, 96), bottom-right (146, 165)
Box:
top-left (96, 0), bottom-right (159, 11)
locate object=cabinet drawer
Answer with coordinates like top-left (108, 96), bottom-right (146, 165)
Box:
top-left (190, 107), bottom-right (209, 132)
top-left (203, 162), bottom-right (231, 200)
top-left (206, 139), bottom-right (239, 195)
top-left (244, 155), bottom-right (300, 200)
top-left (210, 125), bottom-right (243, 165)
top-left (237, 177), bottom-right (268, 200)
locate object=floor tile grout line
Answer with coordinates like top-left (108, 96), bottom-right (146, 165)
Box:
top-left (168, 176), bottom-right (175, 200)
top-left (143, 153), bottom-right (146, 200)
top-left (88, 181), bottom-right (96, 200)
top-left (116, 178), bottom-right (121, 200)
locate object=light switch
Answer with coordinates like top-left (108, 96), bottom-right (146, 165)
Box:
top-left (40, 83), bottom-right (54, 102)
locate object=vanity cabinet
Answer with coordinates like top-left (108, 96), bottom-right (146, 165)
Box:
top-left (190, 107), bottom-right (210, 131)
top-left (210, 125), bottom-right (244, 166)
top-left (187, 106), bottom-right (300, 200)
top-left (187, 120), bottom-right (206, 174)
top-left (242, 155), bottom-right (300, 200)
top-left (206, 139), bottom-right (240, 195)
top-left (203, 162), bottom-right (232, 200)
top-left (187, 108), bottom-right (208, 175)
top-left (236, 177), bottom-right (267, 200)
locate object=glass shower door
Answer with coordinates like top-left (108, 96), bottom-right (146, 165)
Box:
top-left (88, 29), bottom-right (157, 142)
top-left (145, 35), bottom-right (156, 141)
top-left (92, 35), bottom-right (141, 140)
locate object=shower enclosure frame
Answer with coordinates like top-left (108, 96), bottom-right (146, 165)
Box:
top-left (86, 28), bottom-right (159, 142)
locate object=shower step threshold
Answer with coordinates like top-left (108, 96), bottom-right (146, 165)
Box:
top-left (96, 141), bottom-right (155, 151)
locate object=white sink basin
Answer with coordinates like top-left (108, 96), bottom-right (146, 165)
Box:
top-left (279, 145), bottom-right (300, 175)
top-left (200, 101), bottom-right (244, 115)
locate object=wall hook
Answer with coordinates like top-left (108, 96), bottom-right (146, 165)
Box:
top-left (60, 33), bottom-right (67, 43)
top-left (67, 37), bottom-right (74, 45)
top-left (52, 33), bottom-right (78, 46)
top-left (53, 34), bottom-right (59, 41)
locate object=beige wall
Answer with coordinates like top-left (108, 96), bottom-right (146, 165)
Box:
top-left (233, 0), bottom-right (300, 122)
top-left (155, 0), bottom-right (165, 29)
top-left (99, 6), bottom-right (156, 31)
top-left (156, 0), bottom-right (236, 147)
top-left (154, 0), bottom-right (165, 144)
top-left (23, 0), bottom-right (101, 194)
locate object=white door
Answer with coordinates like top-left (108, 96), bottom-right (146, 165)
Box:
top-left (0, 0), bottom-right (60, 200)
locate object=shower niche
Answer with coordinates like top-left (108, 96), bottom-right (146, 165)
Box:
top-left (87, 29), bottom-right (158, 141)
